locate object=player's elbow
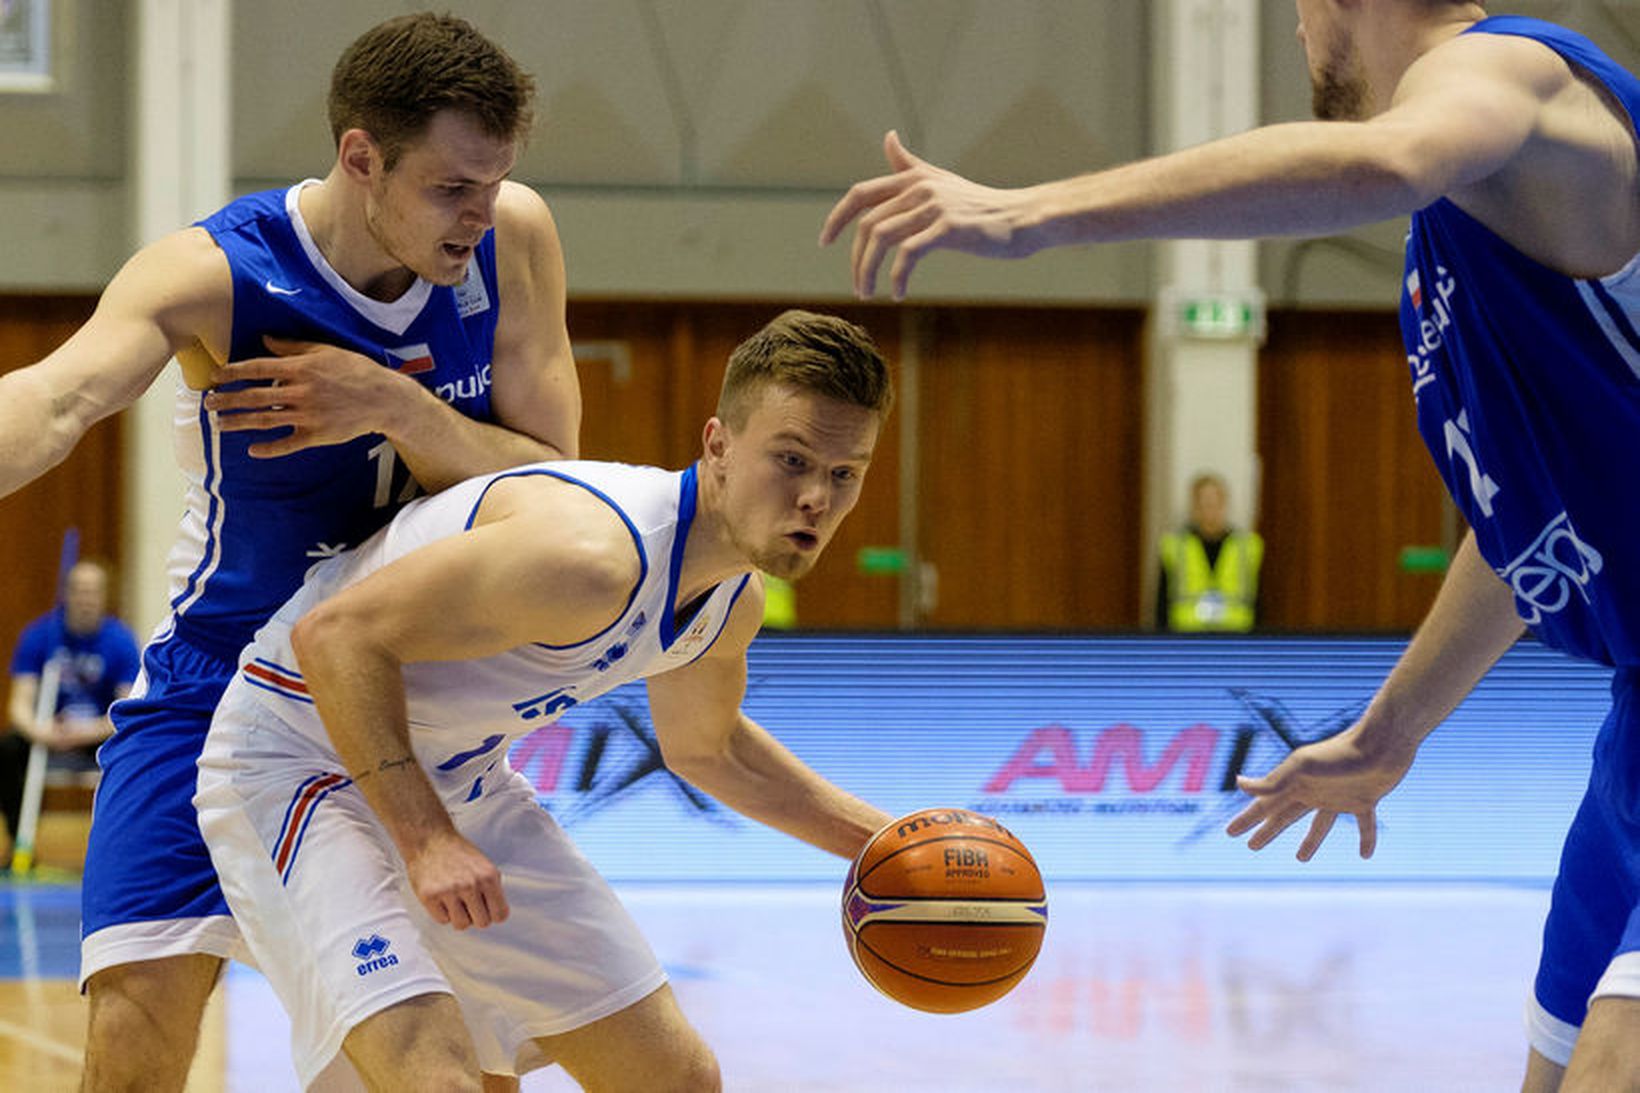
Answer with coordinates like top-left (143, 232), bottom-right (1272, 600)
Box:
top-left (657, 722), bottom-right (739, 789)
top-left (1323, 139), bottom-right (1439, 221)
top-left (2, 369), bottom-right (82, 476)
top-left (290, 602), bottom-right (365, 674)
top-left (657, 736), bottom-right (723, 785)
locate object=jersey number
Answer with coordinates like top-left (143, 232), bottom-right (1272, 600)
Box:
top-left (367, 441), bottom-right (423, 509)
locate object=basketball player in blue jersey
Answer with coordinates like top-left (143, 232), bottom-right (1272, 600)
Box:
top-left (194, 311), bottom-right (894, 1090)
top-left (823, 2), bottom-right (1639, 1088)
top-left (0, 14), bottom-right (580, 1091)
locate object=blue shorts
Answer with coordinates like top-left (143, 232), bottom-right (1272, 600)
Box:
top-left (80, 633), bottom-right (243, 985)
top-left (1529, 668), bottom-right (1640, 1063)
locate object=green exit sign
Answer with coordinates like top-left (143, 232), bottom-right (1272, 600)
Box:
top-left (1181, 299), bottom-right (1254, 337)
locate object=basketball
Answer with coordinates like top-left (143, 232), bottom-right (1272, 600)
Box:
top-left (841, 807), bottom-right (1047, 1013)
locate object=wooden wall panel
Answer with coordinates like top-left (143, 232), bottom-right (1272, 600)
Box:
top-left (1257, 310), bottom-right (1448, 631)
top-left (1, 296), bottom-right (1447, 660)
top-left (918, 307), bottom-right (1145, 629)
top-left (0, 295), bottom-right (122, 718)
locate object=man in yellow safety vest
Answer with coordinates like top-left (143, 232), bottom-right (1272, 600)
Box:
top-left (1156, 473), bottom-right (1263, 632)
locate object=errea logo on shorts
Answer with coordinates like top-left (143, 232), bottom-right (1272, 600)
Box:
top-left (352, 934), bottom-right (400, 976)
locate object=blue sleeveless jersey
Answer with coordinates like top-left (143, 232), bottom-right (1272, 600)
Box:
top-left (1401, 17), bottom-right (1640, 668)
top-left (168, 183), bottom-right (502, 659)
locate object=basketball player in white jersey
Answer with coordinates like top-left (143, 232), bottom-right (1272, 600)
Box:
top-left (195, 310), bottom-right (895, 1090)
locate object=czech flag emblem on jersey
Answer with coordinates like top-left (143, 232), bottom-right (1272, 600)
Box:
top-left (387, 343), bottom-right (435, 374)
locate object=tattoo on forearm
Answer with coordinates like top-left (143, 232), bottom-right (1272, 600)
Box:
top-left (352, 754), bottom-right (416, 783)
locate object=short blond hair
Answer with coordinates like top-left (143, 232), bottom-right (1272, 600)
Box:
top-left (718, 310), bottom-right (894, 427)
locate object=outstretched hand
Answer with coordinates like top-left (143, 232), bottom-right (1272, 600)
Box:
top-left (1225, 726), bottom-right (1417, 861)
top-left (204, 336), bottom-right (409, 457)
top-left (820, 130), bottom-right (1036, 300)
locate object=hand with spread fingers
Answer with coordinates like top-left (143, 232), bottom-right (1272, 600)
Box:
top-left (819, 130), bottom-right (1039, 301)
top-left (1225, 725), bottom-right (1418, 861)
top-left (204, 336), bottom-right (413, 457)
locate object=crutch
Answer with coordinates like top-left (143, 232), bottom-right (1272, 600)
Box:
top-left (12, 528), bottom-right (79, 876)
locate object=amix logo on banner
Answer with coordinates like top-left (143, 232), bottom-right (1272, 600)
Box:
top-left (975, 687), bottom-right (1358, 814)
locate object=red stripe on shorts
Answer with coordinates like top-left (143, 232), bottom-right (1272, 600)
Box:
top-left (274, 772), bottom-right (346, 874)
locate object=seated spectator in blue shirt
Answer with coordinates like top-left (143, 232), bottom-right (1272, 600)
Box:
top-left (2, 560), bottom-right (141, 847)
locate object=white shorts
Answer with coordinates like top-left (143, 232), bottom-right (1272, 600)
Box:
top-left (196, 712), bottom-right (665, 1087)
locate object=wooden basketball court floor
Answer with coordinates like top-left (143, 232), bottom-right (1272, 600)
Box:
top-left (0, 878), bottom-right (1552, 1091)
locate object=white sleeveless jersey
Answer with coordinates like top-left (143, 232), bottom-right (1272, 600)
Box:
top-left (227, 460), bottom-right (751, 805)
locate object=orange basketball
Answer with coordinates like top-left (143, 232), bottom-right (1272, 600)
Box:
top-left (841, 807), bottom-right (1047, 1013)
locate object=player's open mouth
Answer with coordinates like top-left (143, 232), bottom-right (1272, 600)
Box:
top-left (787, 530), bottom-right (819, 550)
top-left (442, 243), bottom-right (474, 259)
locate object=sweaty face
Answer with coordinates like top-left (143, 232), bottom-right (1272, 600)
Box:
top-left (364, 110), bottom-right (517, 286)
top-left (713, 385), bottom-right (880, 581)
top-left (1297, 0), bottom-right (1369, 120)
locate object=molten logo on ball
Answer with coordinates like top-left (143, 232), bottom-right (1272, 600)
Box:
top-left (841, 807), bottom-right (1048, 1013)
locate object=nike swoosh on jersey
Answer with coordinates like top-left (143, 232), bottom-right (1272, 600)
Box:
top-left (264, 279), bottom-right (302, 297)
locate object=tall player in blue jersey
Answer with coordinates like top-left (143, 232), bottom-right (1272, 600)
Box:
top-left (822, 2), bottom-right (1638, 1089)
top-left (0, 14), bottom-right (579, 1091)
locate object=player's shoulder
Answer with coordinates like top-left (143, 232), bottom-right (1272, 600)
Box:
top-left (493, 181), bottom-right (561, 261)
top-left (482, 471), bottom-right (644, 589)
top-left (495, 181), bottom-right (556, 235)
top-left (703, 572), bottom-right (766, 661)
top-left (197, 186), bottom-right (289, 236)
top-left (114, 225), bottom-right (232, 314)
top-left (1408, 25), bottom-right (1581, 99)
top-left (685, 571), bottom-right (767, 663)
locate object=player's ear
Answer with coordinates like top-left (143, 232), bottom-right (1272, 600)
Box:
top-left (702, 416), bottom-right (730, 467)
top-left (337, 128), bottom-right (382, 183)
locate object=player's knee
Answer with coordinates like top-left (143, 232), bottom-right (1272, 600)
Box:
top-left (692, 1045), bottom-right (724, 1092)
top-left (81, 987), bottom-right (201, 1091)
top-left (400, 1061), bottom-right (483, 1093)
top-left (662, 1036), bottom-right (721, 1093)
top-left (639, 1037), bottom-right (718, 1089)
top-left (585, 1030), bottom-right (718, 1093)
top-left (84, 962), bottom-right (213, 1055)
top-left (344, 993), bottom-right (483, 1090)
top-left (347, 1043), bottom-right (480, 1093)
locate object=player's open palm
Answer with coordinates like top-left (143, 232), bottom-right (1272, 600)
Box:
top-left (1225, 725), bottom-right (1417, 861)
top-left (821, 130), bottom-right (1035, 300)
top-left (406, 830), bottom-right (509, 931)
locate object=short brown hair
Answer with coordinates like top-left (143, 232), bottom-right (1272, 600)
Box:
top-left (328, 13), bottom-right (535, 170)
top-left (718, 310), bottom-right (894, 427)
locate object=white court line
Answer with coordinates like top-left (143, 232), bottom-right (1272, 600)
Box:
top-left (0, 1016), bottom-right (81, 1064)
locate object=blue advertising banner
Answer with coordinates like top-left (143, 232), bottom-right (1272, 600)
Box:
top-left (510, 634), bottom-right (1609, 882)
